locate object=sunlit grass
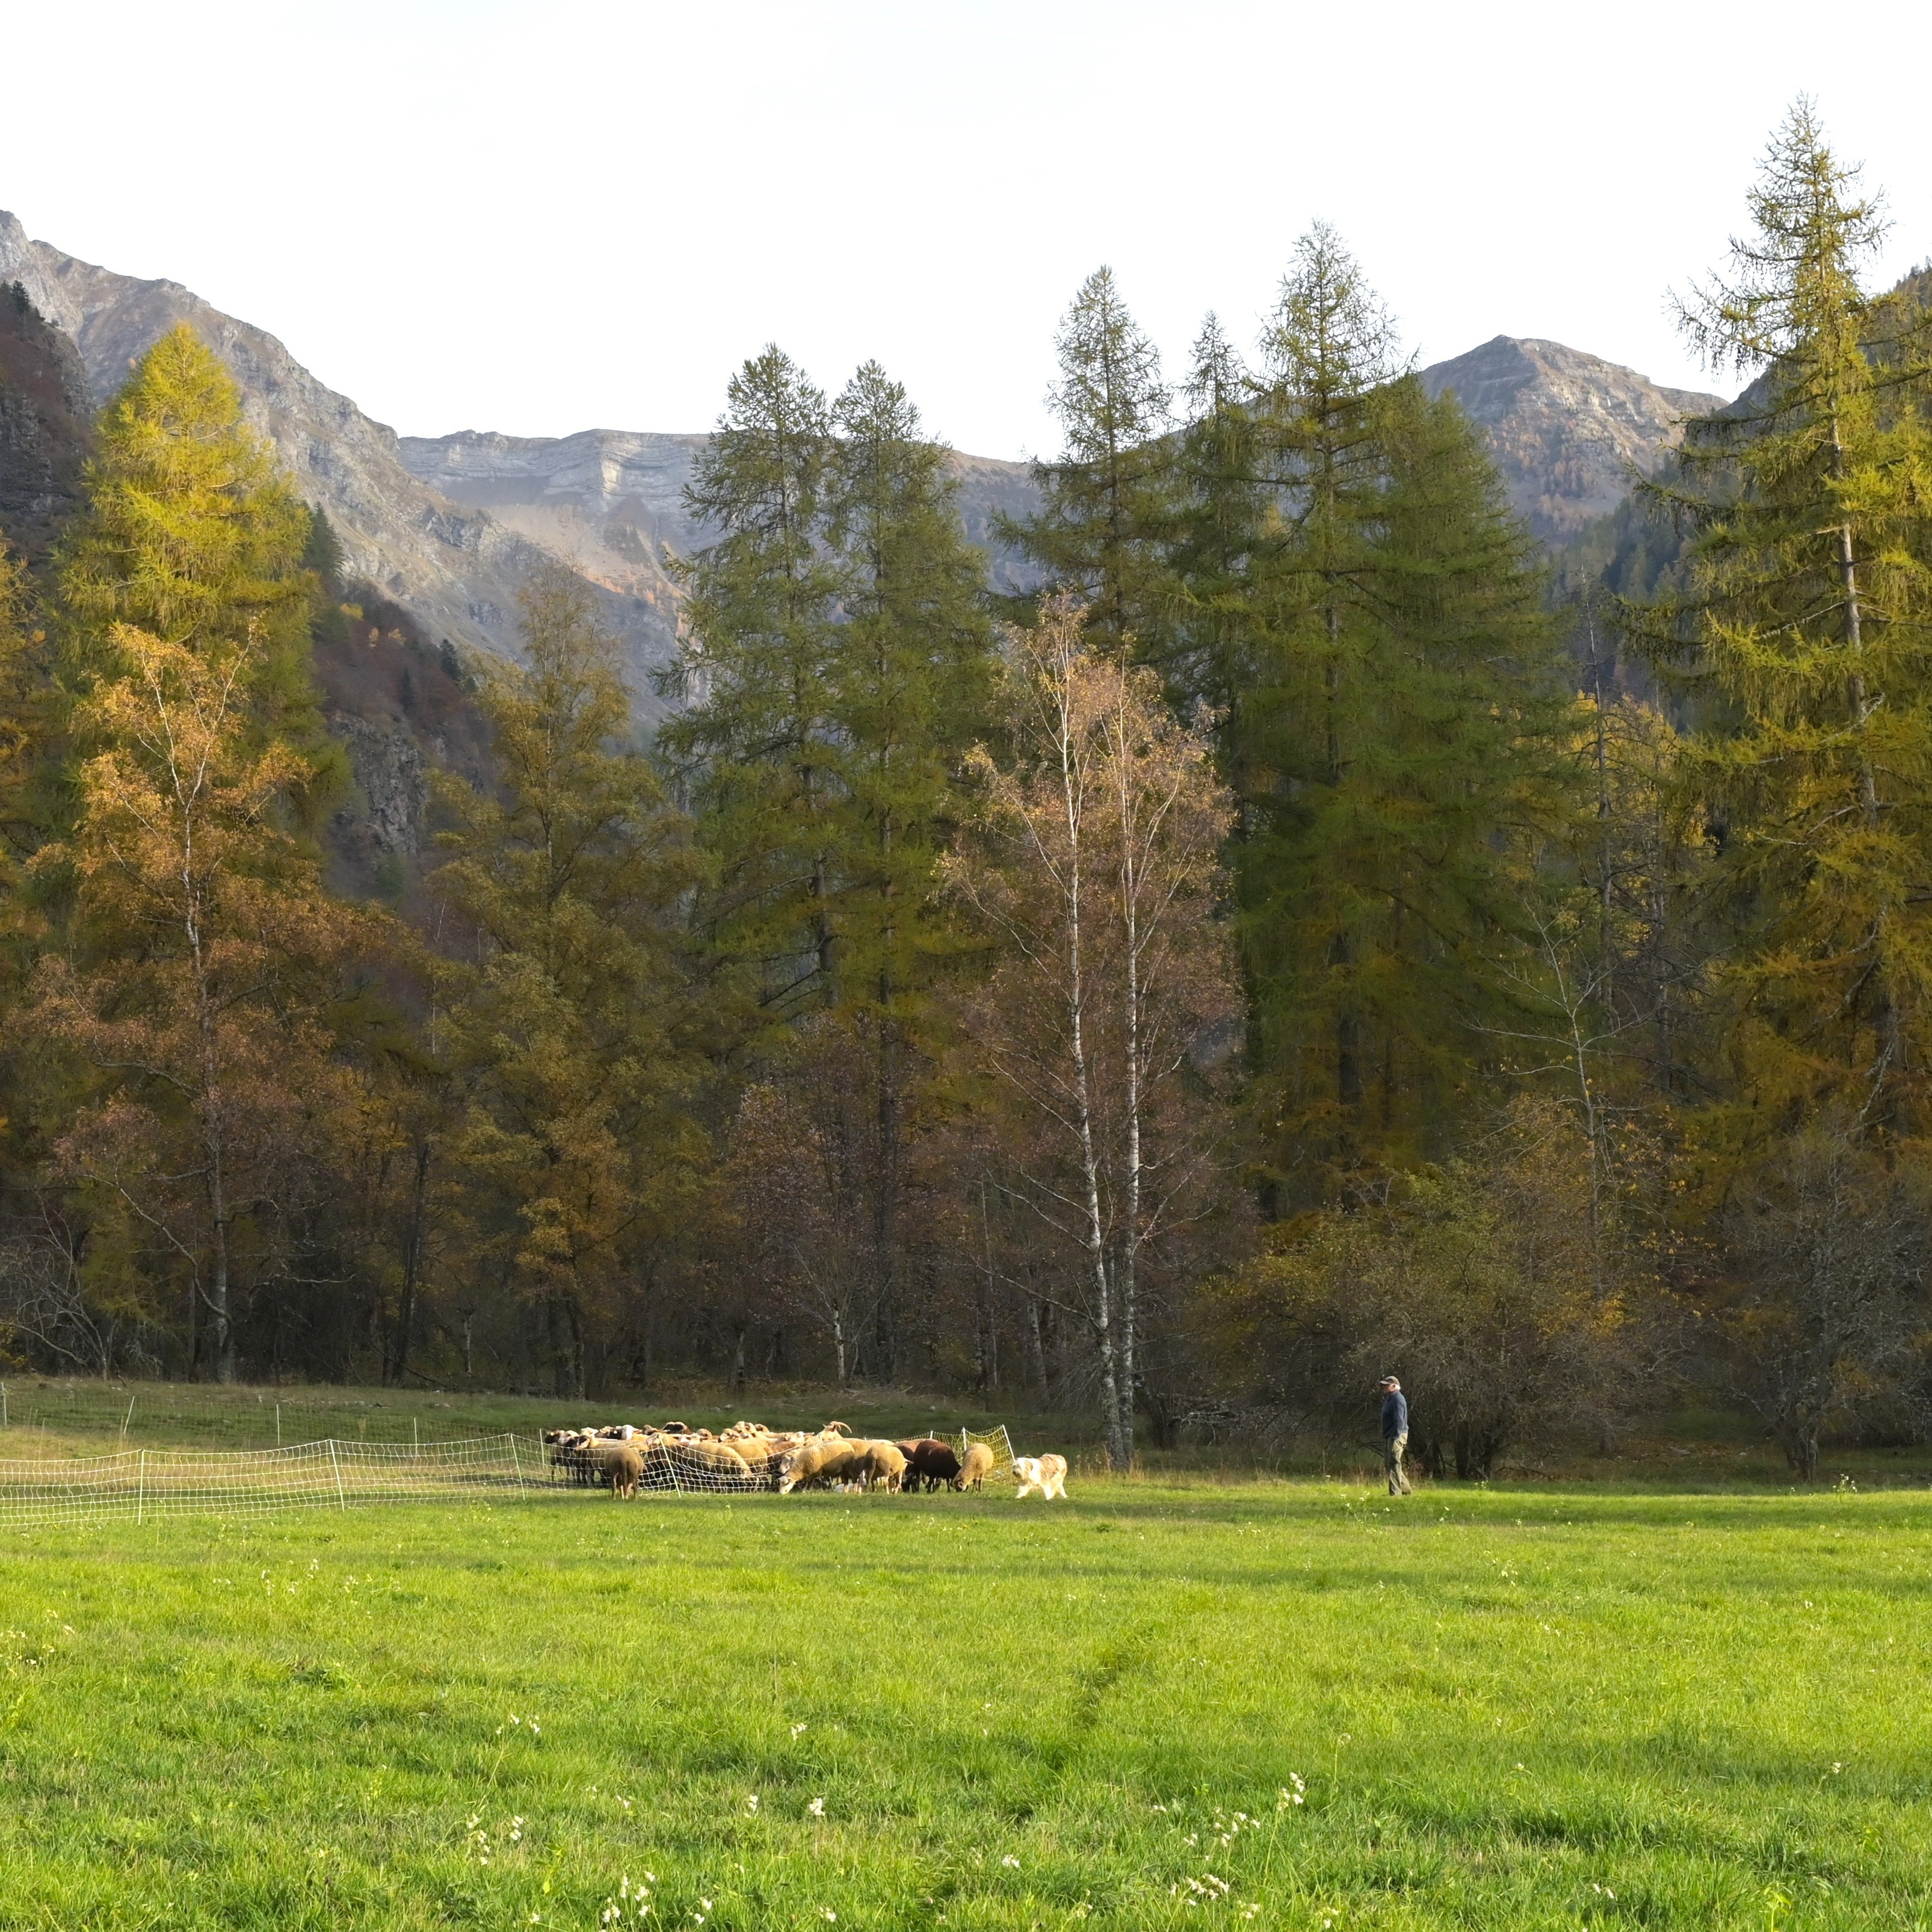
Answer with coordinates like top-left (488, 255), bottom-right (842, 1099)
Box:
top-left (2, 1477), bottom-right (1927, 1929)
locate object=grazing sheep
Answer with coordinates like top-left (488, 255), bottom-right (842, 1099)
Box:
top-left (669, 1438), bottom-right (759, 1488)
top-left (859, 1443), bottom-right (909, 1493)
top-left (606, 1443), bottom-right (644, 1499)
top-left (778, 1440), bottom-right (863, 1493)
top-left (545, 1428), bottom-right (611, 1487)
top-left (1011, 1453), bottom-right (1069, 1501)
top-left (955, 1442), bottom-right (995, 1492)
top-left (901, 1439), bottom-right (962, 1492)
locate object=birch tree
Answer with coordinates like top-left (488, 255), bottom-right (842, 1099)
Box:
top-left (946, 598), bottom-right (1238, 1468)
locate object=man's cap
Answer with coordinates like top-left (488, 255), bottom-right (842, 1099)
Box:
top-left (1378, 1375), bottom-right (1399, 1387)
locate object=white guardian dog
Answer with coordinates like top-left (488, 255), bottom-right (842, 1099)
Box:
top-left (1011, 1453), bottom-right (1068, 1501)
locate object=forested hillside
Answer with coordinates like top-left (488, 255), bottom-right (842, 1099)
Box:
top-left (2, 105), bottom-right (1929, 1478)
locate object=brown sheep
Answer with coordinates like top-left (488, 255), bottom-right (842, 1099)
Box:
top-left (606, 1443), bottom-right (644, 1499)
top-left (955, 1442), bottom-right (995, 1491)
top-left (673, 1439), bottom-right (758, 1487)
top-left (778, 1440), bottom-right (863, 1493)
top-left (859, 1443), bottom-right (908, 1493)
top-left (903, 1439), bottom-right (962, 1492)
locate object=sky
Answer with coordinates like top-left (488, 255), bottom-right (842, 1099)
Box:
top-left (4, 1), bottom-right (1930, 461)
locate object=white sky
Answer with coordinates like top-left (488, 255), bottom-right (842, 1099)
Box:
top-left (5, 1), bottom-right (1930, 460)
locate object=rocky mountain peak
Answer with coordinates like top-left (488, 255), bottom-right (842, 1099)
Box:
top-left (1420, 335), bottom-right (1724, 541)
top-left (0, 274), bottom-right (91, 563)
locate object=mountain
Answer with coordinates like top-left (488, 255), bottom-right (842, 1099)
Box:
top-left (5, 209), bottom-right (1736, 700)
top-left (397, 430), bottom-right (1041, 597)
top-left (0, 278), bottom-right (91, 563)
top-left (0, 210), bottom-right (678, 694)
top-left (1419, 336), bottom-right (1724, 542)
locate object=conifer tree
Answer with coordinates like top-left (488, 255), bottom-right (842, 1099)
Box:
top-left (822, 360), bottom-right (998, 1013)
top-left (821, 361), bottom-right (998, 1344)
top-left (434, 569), bottom-right (705, 1398)
top-left (1236, 227), bottom-right (1567, 1187)
top-left (672, 351), bottom-right (996, 1371)
top-left (0, 536), bottom-right (52, 1173)
top-left (55, 327), bottom-right (336, 788)
top-left (1165, 314), bottom-right (1267, 766)
top-left (1001, 267), bottom-right (1176, 655)
top-left (1632, 102), bottom-right (1932, 1139)
top-left (662, 346), bottom-right (840, 1016)
top-left (0, 536), bottom-right (46, 888)
top-left (32, 619), bottom-right (372, 1382)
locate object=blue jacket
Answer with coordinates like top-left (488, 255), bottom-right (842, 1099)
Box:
top-left (1380, 1389), bottom-right (1408, 1439)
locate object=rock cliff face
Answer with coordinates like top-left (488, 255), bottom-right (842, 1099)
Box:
top-left (0, 210), bottom-right (677, 697)
top-left (398, 428), bottom-right (1040, 595)
top-left (0, 280), bottom-right (91, 563)
top-left (1419, 336), bottom-right (1724, 542)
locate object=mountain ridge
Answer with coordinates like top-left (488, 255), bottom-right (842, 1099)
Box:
top-left (4, 209), bottom-right (1735, 693)
top-left (1419, 335), bottom-right (1725, 540)
top-left (0, 209), bottom-right (681, 698)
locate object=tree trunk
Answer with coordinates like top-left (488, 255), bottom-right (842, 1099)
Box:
top-left (1026, 1291), bottom-right (1050, 1398)
top-left (387, 1138), bottom-right (430, 1387)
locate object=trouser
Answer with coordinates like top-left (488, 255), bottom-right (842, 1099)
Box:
top-left (1384, 1431), bottom-right (1412, 1495)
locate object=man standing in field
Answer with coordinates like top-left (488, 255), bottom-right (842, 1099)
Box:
top-left (1380, 1376), bottom-right (1412, 1496)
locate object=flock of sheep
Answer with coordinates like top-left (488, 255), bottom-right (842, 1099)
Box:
top-left (542, 1419), bottom-right (1069, 1501)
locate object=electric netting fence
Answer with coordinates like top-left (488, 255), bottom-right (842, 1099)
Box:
top-left (0, 1434), bottom-right (534, 1529)
top-left (0, 1407), bottom-right (1022, 1529)
top-left (957, 1426), bottom-right (1015, 1477)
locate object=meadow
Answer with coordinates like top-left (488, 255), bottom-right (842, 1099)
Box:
top-left (1, 1459), bottom-right (1927, 1931)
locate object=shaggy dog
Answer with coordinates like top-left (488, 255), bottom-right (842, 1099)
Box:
top-left (1011, 1452), bottom-right (1068, 1501)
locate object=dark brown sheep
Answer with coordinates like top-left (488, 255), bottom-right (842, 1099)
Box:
top-left (903, 1438), bottom-right (962, 1492)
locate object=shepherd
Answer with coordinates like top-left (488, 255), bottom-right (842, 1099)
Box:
top-left (1379, 1375), bottom-right (1412, 1496)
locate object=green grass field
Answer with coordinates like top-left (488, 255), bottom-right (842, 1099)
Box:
top-left (2, 1472), bottom-right (1927, 1931)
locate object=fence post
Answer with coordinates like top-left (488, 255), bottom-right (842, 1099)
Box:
top-left (509, 1433), bottom-right (522, 1490)
top-left (329, 1439), bottom-right (347, 1512)
top-left (275, 1403), bottom-right (281, 1448)
top-left (137, 1448), bottom-right (146, 1526)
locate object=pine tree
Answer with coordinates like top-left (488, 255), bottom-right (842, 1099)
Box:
top-left (822, 360), bottom-right (998, 1013)
top-left (662, 345), bottom-right (841, 1017)
top-left (1165, 313), bottom-right (1267, 730)
top-left (1236, 227), bottom-right (1569, 1188)
top-left (820, 360), bottom-right (998, 1351)
top-left (0, 535), bottom-right (52, 1170)
top-left (54, 327), bottom-right (336, 787)
top-left (434, 569), bottom-right (706, 1398)
top-left (0, 535), bottom-right (46, 887)
top-left (31, 619), bottom-right (372, 1382)
top-left (671, 351), bottom-right (997, 1374)
top-left (1000, 267), bottom-right (1176, 656)
top-left (1632, 102), bottom-right (1932, 1138)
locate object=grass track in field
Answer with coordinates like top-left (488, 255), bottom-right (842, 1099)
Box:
top-left (1, 1478), bottom-right (1927, 1930)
